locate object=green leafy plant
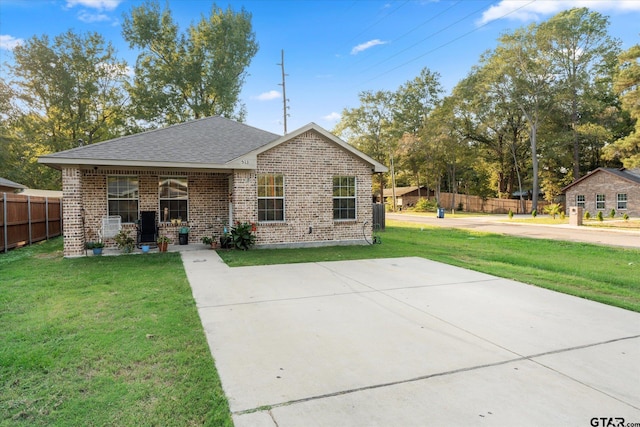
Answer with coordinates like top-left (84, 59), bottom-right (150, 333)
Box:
top-left (157, 235), bottom-right (172, 244)
top-left (93, 241), bottom-right (105, 248)
top-left (230, 222), bottom-right (256, 250)
top-left (201, 236), bottom-right (214, 245)
top-left (531, 209), bottom-right (537, 218)
top-left (584, 210), bottom-right (591, 220)
top-left (597, 211), bottom-right (604, 222)
top-left (609, 209), bottom-right (616, 219)
top-left (560, 211), bottom-right (565, 220)
top-left (114, 230), bottom-right (135, 253)
top-left (86, 241), bottom-right (95, 250)
top-left (543, 203), bottom-right (561, 219)
top-left (623, 213), bottom-right (629, 221)
top-left (508, 209), bottom-right (514, 219)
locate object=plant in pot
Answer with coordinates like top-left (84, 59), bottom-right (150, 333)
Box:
top-left (201, 235), bottom-right (218, 249)
top-left (114, 229), bottom-right (135, 253)
top-left (157, 235), bottom-right (171, 252)
top-left (86, 241), bottom-right (105, 256)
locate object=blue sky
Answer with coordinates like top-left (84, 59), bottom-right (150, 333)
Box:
top-left (1, 0), bottom-right (639, 135)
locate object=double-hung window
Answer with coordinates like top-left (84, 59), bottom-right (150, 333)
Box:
top-left (258, 174), bottom-right (284, 222)
top-left (617, 193), bottom-right (627, 210)
top-left (596, 194), bottom-right (605, 210)
top-left (576, 195), bottom-right (585, 208)
top-left (159, 177), bottom-right (188, 222)
top-left (107, 176), bottom-right (139, 223)
top-left (333, 176), bottom-right (356, 220)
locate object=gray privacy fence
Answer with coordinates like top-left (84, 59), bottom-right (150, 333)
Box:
top-left (1, 193), bottom-right (63, 253)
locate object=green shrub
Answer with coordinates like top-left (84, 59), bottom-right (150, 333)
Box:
top-left (508, 209), bottom-right (514, 219)
top-left (560, 211), bottom-right (565, 220)
top-left (531, 209), bottom-right (537, 218)
top-left (414, 198), bottom-right (438, 212)
top-left (543, 203), bottom-right (561, 219)
top-left (609, 208), bottom-right (616, 219)
top-left (584, 210), bottom-right (591, 220)
top-left (623, 213), bottom-right (629, 221)
top-left (231, 222), bottom-right (256, 250)
top-left (597, 211), bottom-right (604, 222)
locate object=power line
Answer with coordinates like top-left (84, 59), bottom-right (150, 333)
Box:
top-left (358, 0), bottom-right (537, 87)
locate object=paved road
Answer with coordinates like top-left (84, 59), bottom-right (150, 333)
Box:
top-left (387, 213), bottom-right (640, 249)
top-left (183, 251), bottom-right (640, 427)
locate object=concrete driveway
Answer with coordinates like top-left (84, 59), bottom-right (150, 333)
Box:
top-left (182, 250), bottom-right (640, 427)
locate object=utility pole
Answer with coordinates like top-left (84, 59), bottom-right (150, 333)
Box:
top-left (278, 49), bottom-right (289, 134)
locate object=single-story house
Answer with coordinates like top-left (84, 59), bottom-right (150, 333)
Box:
top-left (562, 167), bottom-right (640, 217)
top-left (39, 116), bottom-right (387, 257)
top-left (382, 186), bottom-right (433, 207)
top-left (0, 177), bottom-right (27, 194)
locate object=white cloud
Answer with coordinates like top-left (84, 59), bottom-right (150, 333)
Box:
top-left (323, 112), bottom-right (341, 122)
top-left (0, 34), bottom-right (24, 50)
top-left (254, 90), bottom-right (281, 101)
top-left (65, 0), bottom-right (123, 11)
top-left (478, 0), bottom-right (640, 25)
top-left (351, 39), bottom-right (387, 55)
top-left (78, 10), bottom-right (110, 23)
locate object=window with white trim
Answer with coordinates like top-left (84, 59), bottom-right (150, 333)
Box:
top-left (576, 195), bottom-right (585, 208)
top-left (159, 177), bottom-right (188, 222)
top-left (333, 176), bottom-right (356, 220)
top-left (107, 176), bottom-right (139, 223)
top-left (617, 193), bottom-right (627, 210)
top-left (596, 194), bottom-right (605, 210)
top-left (258, 174), bottom-right (284, 222)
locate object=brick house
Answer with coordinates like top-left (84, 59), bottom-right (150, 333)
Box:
top-left (39, 116), bottom-right (387, 257)
top-left (562, 167), bottom-right (640, 217)
top-left (382, 186), bottom-right (432, 208)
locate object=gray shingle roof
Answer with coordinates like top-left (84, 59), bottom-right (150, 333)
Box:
top-left (40, 116), bottom-right (280, 166)
top-left (562, 167), bottom-right (640, 192)
top-left (0, 177), bottom-right (26, 189)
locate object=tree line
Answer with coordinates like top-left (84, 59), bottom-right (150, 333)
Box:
top-left (334, 8), bottom-right (639, 212)
top-left (0, 1), bottom-right (257, 189)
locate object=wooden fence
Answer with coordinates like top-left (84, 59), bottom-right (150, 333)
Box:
top-left (438, 192), bottom-right (549, 214)
top-left (1, 193), bottom-right (63, 253)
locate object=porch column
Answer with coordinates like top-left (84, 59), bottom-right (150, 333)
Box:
top-left (62, 166), bottom-right (85, 257)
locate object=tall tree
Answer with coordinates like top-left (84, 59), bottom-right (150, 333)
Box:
top-left (539, 7), bottom-right (620, 179)
top-left (122, 1), bottom-right (258, 126)
top-left (603, 44), bottom-right (640, 168)
top-left (3, 30), bottom-right (129, 188)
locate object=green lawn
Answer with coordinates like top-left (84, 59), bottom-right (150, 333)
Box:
top-left (0, 238), bottom-right (232, 426)
top-left (220, 220), bottom-right (640, 313)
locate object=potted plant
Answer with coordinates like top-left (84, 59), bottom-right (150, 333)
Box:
top-left (114, 230), bottom-right (135, 253)
top-left (230, 221), bottom-right (256, 250)
top-left (201, 236), bottom-right (218, 249)
top-left (157, 235), bottom-right (171, 252)
top-left (86, 241), bottom-right (104, 256)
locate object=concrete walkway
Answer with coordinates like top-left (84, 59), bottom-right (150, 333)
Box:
top-left (387, 213), bottom-right (640, 248)
top-left (182, 250), bottom-right (640, 427)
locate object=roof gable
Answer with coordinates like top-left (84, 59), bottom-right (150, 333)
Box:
top-left (240, 123), bottom-right (388, 173)
top-left (0, 177), bottom-right (27, 189)
top-left (562, 168), bottom-right (640, 192)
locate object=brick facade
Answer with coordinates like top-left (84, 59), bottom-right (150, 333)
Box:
top-left (564, 170), bottom-right (640, 217)
top-left (60, 129), bottom-right (375, 257)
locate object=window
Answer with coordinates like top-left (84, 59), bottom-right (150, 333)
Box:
top-left (159, 177), bottom-right (188, 222)
top-left (617, 193), bottom-right (627, 210)
top-left (258, 174), bottom-right (284, 222)
top-left (576, 195), bottom-right (585, 208)
top-left (596, 194), bottom-right (605, 210)
top-left (333, 176), bottom-right (356, 220)
top-left (107, 176), bottom-right (139, 223)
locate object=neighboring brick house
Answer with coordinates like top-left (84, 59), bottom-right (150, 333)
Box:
top-left (562, 168), bottom-right (640, 217)
top-left (39, 116), bottom-right (387, 257)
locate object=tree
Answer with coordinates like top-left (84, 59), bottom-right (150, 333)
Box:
top-left (603, 44), bottom-right (640, 168)
top-left (539, 8), bottom-right (620, 179)
top-left (3, 30), bottom-right (130, 188)
top-left (122, 1), bottom-right (258, 126)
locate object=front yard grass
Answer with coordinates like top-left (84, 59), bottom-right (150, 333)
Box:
top-left (1, 238), bottom-right (232, 426)
top-left (220, 220), bottom-right (640, 313)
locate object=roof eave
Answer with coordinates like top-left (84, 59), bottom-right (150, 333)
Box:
top-left (38, 157), bottom-right (254, 171)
